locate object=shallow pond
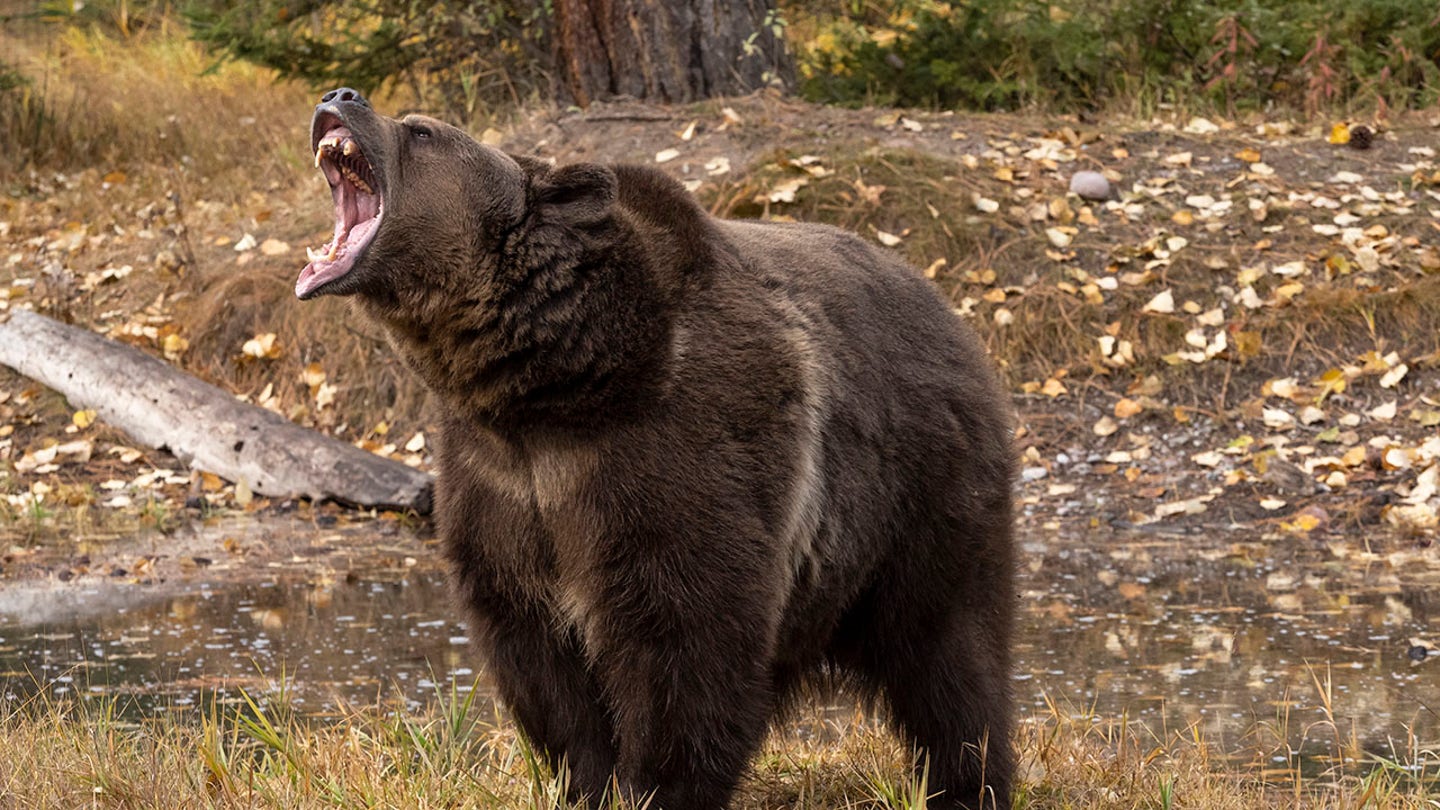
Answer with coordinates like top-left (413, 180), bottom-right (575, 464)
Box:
top-left (1, 515), bottom-right (1437, 780)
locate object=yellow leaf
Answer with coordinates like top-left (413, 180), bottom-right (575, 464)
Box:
top-left (1114, 398), bottom-right (1144, 419)
top-left (1315, 368), bottom-right (1348, 401)
top-left (1234, 147), bottom-right (1262, 163)
top-left (102, 170), bottom-right (127, 185)
top-left (242, 332), bottom-right (281, 360)
top-left (1328, 123), bottom-right (1351, 145)
top-left (301, 362), bottom-right (326, 388)
top-left (201, 471), bottom-right (224, 492)
top-left (1232, 331), bottom-right (1262, 358)
top-left (73, 409), bottom-right (97, 429)
top-left (162, 333), bottom-right (189, 360)
top-left (1340, 446), bottom-right (1368, 467)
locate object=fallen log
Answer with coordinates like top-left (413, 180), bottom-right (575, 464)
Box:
top-left (0, 308), bottom-right (432, 513)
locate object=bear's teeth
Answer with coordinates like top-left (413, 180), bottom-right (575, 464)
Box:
top-left (342, 139), bottom-right (357, 156)
top-left (339, 164), bottom-right (374, 194)
top-left (307, 244), bottom-right (338, 262)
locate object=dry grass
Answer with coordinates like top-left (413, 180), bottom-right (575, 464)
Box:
top-left (1, 684), bottom-right (1436, 809)
top-left (2, 20), bottom-right (309, 179)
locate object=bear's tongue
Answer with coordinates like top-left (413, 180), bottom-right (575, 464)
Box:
top-left (297, 126), bottom-right (383, 298)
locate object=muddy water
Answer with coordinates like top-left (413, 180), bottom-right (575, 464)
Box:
top-left (2, 516), bottom-right (1438, 776)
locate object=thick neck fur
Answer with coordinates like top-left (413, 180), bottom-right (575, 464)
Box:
top-left (359, 201), bottom-right (674, 435)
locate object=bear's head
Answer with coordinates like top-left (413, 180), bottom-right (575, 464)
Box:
top-left (296, 88), bottom-right (617, 304)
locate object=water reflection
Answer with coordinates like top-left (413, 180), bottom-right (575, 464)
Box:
top-left (0, 569), bottom-right (475, 715)
top-left (1017, 525), bottom-right (1440, 776)
top-left (1, 519), bottom-right (1437, 781)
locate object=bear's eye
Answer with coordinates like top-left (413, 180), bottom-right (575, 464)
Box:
top-left (409, 124), bottom-right (433, 140)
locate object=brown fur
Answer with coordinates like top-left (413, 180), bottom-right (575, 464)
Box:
top-left (299, 89), bottom-right (1017, 810)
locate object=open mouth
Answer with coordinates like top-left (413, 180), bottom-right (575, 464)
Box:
top-left (296, 117), bottom-right (382, 298)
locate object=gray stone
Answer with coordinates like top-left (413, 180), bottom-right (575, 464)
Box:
top-left (1069, 170), bottom-right (1115, 201)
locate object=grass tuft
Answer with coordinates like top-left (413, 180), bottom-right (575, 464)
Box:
top-left (2, 683), bottom-right (1438, 808)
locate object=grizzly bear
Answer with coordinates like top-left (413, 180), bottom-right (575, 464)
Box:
top-left (297, 87), bottom-right (1016, 810)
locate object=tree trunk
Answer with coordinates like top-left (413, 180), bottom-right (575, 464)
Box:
top-left (552, 0), bottom-right (792, 106)
top-left (0, 309), bottom-right (433, 513)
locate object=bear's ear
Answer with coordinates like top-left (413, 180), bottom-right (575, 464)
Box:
top-left (534, 163), bottom-right (617, 226)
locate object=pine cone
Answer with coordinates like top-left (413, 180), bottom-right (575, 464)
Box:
top-left (1349, 124), bottom-right (1374, 150)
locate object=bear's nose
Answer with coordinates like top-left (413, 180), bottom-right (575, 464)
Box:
top-left (320, 87), bottom-right (369, 108)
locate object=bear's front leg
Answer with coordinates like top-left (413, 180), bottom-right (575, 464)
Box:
top-left (468, 593), bottom-right (619, 806)
top-left (585, 536), bottom-right (785, 810)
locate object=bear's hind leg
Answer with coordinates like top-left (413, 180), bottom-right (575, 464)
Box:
top-left (862, 547), bottom-right (1015, 810)
top-left (888, 637), bottom-right (1014, 808)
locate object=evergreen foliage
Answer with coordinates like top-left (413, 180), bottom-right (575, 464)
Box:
top-left (795, 0), bottom-right (1440, 113)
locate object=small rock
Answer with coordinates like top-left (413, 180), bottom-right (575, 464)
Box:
top-left (1069, 171), bottom-right (1114, 201)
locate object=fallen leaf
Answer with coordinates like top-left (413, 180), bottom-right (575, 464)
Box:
top-left (1184, 117), bottom-right (1219, 135)
top-left (1114, 398), bottom-right (1143, 419)
top-left (301, 362), bottom-right (326, 388)
top-left (764, 177), bottom-right (808, 204)
top-left (162, 333), bottom-right (188, 360)
top-left (241, 332), bottom-right (281, 360)
top-left (1143, 289), bottom-right (1175, 314)
top-left (1262, 407), bottom-right (1296, 430)
top-left (1045, 227), bottom-right (1074, 248)
top-left (1380, 363), bottom-right (1409, 389)
top-left (1370, 400), bottom-right (1398, 421)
